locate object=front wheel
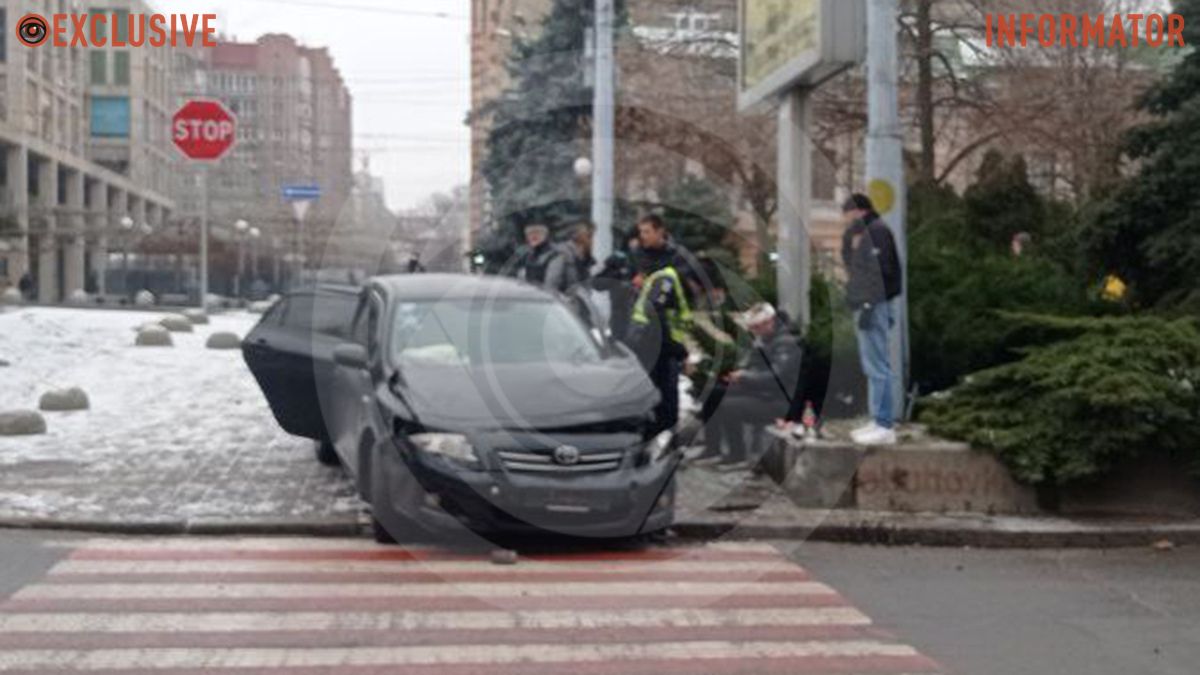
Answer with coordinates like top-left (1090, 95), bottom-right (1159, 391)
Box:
top-left (371, 515), bottom-right (397, 544)
top-left (315, 439), bottom-right (340, 467)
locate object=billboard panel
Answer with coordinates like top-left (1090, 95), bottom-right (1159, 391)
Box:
top-left (741, 0), bottom-right (820, 93)
top-left (738, 0), bottom-right (865, 109)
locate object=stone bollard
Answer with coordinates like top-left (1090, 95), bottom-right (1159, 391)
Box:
top-left (135, 324), bottom-right (173, 347)
top-left (134, 290), bottom-right (156, 307)
top-left (205, 332), bottom-right (242, 350)
top-left (159, 314), bottom-right (194, 333)
top-left (1, 288), bottom-right (22, 306)
top-left (38, 387), bottom-right (90, 412)
top-left (183, 309), bottom-right (210, 325)
top-left (0, 411), bottom-right (47, 436)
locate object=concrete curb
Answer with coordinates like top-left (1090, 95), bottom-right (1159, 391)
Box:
top-left (0, 517), bottom-right (365, 538)
top-left (2, 512), bottom-right (1198, 549)
top-left (671, 515), bottom-right (1200, 549)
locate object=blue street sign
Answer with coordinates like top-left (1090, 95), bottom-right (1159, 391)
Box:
top-left (281, 184), bottom-right (322, 202)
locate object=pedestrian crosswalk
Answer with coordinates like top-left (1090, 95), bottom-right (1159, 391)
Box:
top-left (0, 538), bottom-right (943, 674)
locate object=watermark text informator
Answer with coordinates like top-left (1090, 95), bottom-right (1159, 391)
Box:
top-left (987, 12), bottom-right (1186, 48)
top-left (16, 11), bottom-right (219, 48)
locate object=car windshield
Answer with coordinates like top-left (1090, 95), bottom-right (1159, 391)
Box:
top-left (389, 298), bottom-right (602, 368)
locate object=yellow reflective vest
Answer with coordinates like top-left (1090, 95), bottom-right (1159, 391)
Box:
top-left (631, 266), bottom-right (694, 346)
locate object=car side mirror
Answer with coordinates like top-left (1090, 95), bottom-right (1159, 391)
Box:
top-left (333, 343), bottom-right (369, 370)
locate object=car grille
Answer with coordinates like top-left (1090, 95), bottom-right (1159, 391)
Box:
top-left (497, 448), bottom-right (624, 474)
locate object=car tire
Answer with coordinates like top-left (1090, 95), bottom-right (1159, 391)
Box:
top-left (371, 515), bottom-right (397, 545)
top-left (315, 439), bottom-right (340, 467)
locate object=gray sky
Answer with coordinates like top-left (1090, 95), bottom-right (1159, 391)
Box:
top-left (188, 0), bottom-right (473, 211)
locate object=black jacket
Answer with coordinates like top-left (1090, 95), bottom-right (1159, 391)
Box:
top-left (513, 243), bottom-right (566, 289)
top-left (735, 322), bottom-right (804, 403)
top-left (842, 214), bottom-right (903, 307)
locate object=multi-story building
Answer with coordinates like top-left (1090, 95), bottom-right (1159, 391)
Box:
top-left (0, 0), bottom-right (175, 302)
top-left (468, 0), bottom-right (554, 246)
top-left (173, 34), bottom-right (354, 292)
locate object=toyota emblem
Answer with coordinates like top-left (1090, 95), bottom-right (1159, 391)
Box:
top-left (553, 445), bottom-right (582, 466)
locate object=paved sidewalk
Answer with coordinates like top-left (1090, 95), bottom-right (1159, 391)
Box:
top-left (0, 307), bottom-right (362, 533)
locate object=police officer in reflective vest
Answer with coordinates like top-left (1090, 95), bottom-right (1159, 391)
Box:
top-left (630, 214), bottom-right (694, 436)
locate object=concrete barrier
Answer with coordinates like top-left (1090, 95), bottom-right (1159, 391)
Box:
top-left (763, 431), bottom-right (1040, 515)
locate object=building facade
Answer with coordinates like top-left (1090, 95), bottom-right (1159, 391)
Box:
top-left (175, 34), bottom-right (354, 293)
top-left (0, 0), bottom-right (175, 302)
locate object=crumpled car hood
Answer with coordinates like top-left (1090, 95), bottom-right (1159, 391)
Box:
top-left (395, 357), bottom-right (659, 431)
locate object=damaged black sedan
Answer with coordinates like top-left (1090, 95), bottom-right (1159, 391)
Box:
top-left (244, 274), bottom-right (678, 543)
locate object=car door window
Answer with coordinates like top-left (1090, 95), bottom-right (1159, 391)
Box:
top-left (279, 292), bottom-right (356, 338)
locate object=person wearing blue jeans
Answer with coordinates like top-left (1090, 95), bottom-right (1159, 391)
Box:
top-left (841, 194), bottom-right (903, 446)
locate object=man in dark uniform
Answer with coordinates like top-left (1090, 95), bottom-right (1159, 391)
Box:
top-left (628, 215), bottom-right (693, 437)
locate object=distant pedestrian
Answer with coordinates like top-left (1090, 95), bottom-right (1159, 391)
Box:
top-left (841, 193), bottom-right (903, 446)
top-left (593, 242), bottom-right (637, 345)
top-left (407, 255), bottom-right (426, 274)
top-left (564, 222), bottom-right (596, 287)
top-left (17, 272), bottom-right (33, 301)
top-left (511, 223), bottom-right (569, 292)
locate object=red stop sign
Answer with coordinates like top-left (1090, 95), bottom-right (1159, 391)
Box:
top-left (173, 100), bottom-right (237, 161)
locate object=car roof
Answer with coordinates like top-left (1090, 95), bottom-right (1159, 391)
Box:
top-left (288, 283), bottom-right (361, 297)
top-left (369, 274), bottom-right (554, 302)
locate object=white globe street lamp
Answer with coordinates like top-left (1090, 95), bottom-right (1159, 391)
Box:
top-left (573, 157), bottom-right (593, 178)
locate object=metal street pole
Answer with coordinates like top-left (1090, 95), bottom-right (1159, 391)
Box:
top-left (776, 88), bottom-right (813, 329)
top-left (199, 166), bottom-right (209, 309)
top-left (865, 0), bottom-right (910, 420)
top-left (591, 0), bottom-right (615, 263)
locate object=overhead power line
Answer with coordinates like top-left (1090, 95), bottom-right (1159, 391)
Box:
top-left (246, 0), bottom-right (468, 20)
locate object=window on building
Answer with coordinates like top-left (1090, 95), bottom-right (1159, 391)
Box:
top-left (90, 96), bottom-right (131, 138)
top-left (113, 10), bottom-right (129, 43)
top-left (114, 52), bottom-right (130, 85)
top-left (89, 10), bottom-right (108, 41)
top-left (90, 52), bottom-right (107, 85)
top-left (0, 9), bottom-right (7, 62)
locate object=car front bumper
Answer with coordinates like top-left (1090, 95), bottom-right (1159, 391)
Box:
top-left (395, 440), bottom-right (679, 539)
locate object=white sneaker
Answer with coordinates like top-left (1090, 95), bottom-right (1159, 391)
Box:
top-left (850, 423), bottom-right (881, 443)
top-left (855, 426), bottom-right (897, 446)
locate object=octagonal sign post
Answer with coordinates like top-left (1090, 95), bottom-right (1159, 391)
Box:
top-left (173, 99), bottom-right (237, 310)
top-left (173, 99), bottom-right (237, 161)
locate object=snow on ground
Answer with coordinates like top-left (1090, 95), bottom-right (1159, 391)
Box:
top-left (0, 307), bottom-right (361, 524)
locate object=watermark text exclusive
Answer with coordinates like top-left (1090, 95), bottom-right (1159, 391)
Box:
top-left (988, 13), bottom-right (1186, 48)
top-left (17, 11), bottom-right (218, 48)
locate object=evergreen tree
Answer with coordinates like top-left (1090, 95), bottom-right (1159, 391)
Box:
top-left (1087, 0), bottom-right (1200, 309)
top-left (963, 150), bottom-right (1045, 251)
top-left (656, 175), bottom-right (734, 258)
top-left (479, 0), bottom-right (627, 256)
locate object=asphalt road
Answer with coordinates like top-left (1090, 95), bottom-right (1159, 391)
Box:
top-left (788, 542), bottom-right (1200, 675)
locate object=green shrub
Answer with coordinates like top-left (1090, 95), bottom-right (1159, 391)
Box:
top-left (921, 314), bottom-right (1200, 486)
top-left (906, 182), bottom-right (1097, 393)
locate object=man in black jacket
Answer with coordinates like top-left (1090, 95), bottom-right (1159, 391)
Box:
top-left (702, 303), bottom-right (803, 467)
top-left (841, 193), bottom-right (903, 446)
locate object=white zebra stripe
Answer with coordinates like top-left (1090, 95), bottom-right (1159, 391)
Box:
top-left (0, 640), bottom-right (919, 671)
top-left (0, 607), bottom-right (871, 634)
top-left (14, 581), bottom-right (837, 600)
top-left (47, 559), bottom-right (801, 576)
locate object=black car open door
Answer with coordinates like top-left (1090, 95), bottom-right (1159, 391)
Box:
top-left (243, 289), bottom-right (358, 441)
